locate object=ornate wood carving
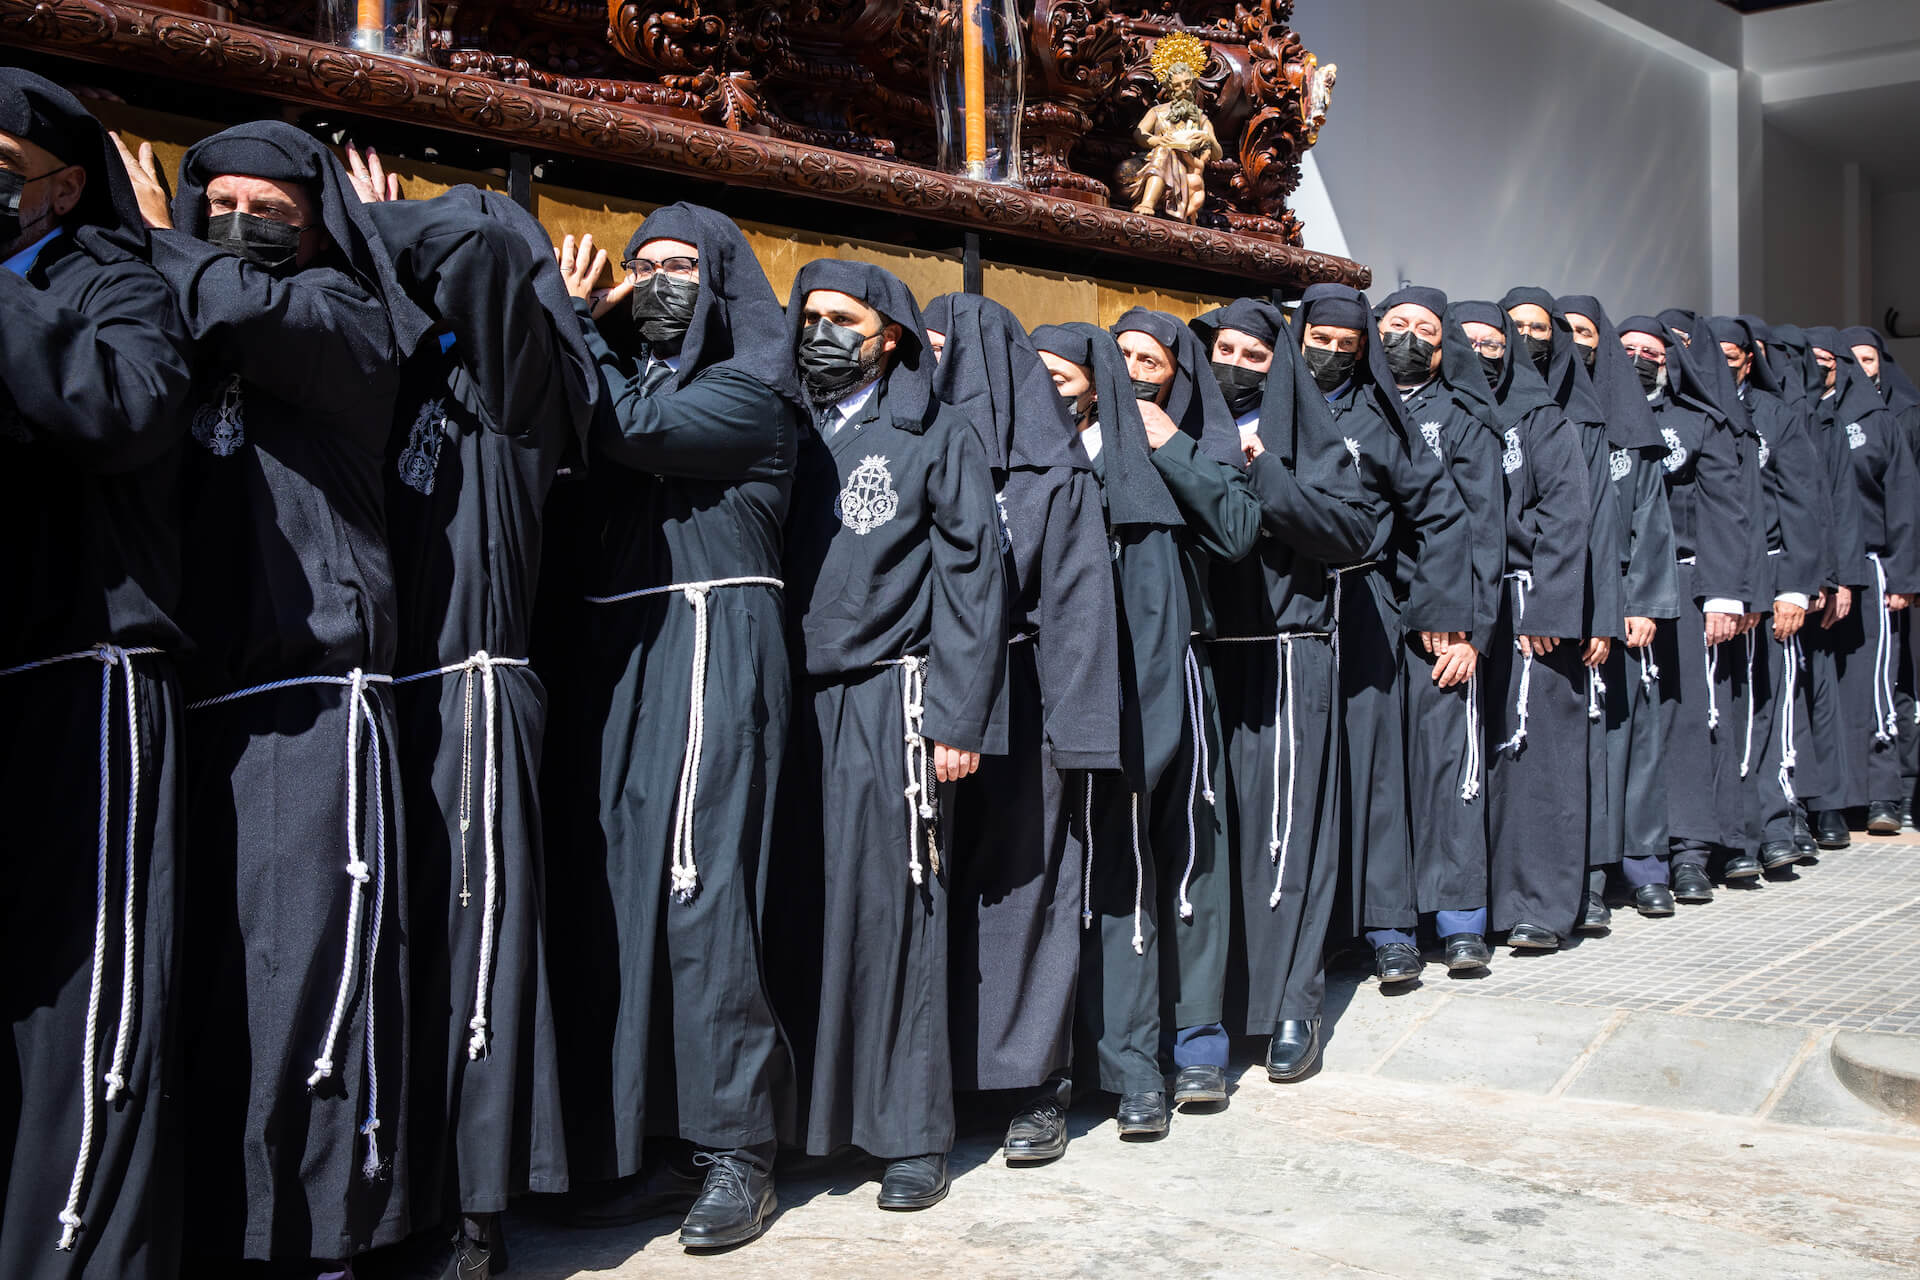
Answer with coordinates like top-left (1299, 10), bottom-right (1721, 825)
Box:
top-left (0, 0), bottom-right (1368, 288)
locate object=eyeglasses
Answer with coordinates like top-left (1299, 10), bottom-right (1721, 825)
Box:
top-left (623, 255), bottom-right (700, 282)
top-left (1469, 338), bottom-right (1506, 357)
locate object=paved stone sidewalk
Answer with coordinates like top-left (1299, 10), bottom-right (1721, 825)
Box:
top-left (504, 832), bottom-right (1920, 1278)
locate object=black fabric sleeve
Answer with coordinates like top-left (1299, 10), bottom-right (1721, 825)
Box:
top-left (585, 361), bottom-right (790, 482)
top-left (1037, 470), bottom-right (1123, 770)
top-left (1149, 428), bottom-right (1261, 563)
top-left (1623, 450), bottom-right (1680, 619)
top-left (924, 421), bottom-right (1010, 756)
top-left (1516, 411), bottom-right (1592, 639)
top-left (1689, 420), bottom-right (1756, 604)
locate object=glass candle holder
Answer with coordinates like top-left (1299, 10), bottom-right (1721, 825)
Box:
top-left (931, 0), bottom-right (1025, 185)
top-left (319, 0), bottom-right (428, 60)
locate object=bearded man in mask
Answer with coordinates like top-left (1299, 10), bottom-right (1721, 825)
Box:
top-left (768, 260), bottom-right (1006, 1212)
top-left (0, 68), bottom-right (195, 1280)
top-left (540, 204), bottom-right (801, 1251)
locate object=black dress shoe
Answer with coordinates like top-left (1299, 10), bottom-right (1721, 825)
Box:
top-left (1791, 811), bottom-right (1816, 855)
top-left (1577, 892), bottom-right (1612, 931)
top-left (1172, 1063), bottom-right (1228, 1108)
top-left (1506, 923), bottom-right (1560, 950)
top-left (1116, 1091), bottom-right (1169, 1139)
top-left (1374, 941), bottom-right (1423, 984)
top-left (876, 1153), bottom-right (949, 1211)
top-left (443, 1226), bottom-right (491, 1280)
top-left (1760, 840), bottom-right (1799, 872)
top-left (1003, 1080), bottom-right (1069, 1165)
top-left (1265, 1019), bottom-right (1321, 1082)
top-left (1721, 850), bottom-right (1762, 879)
top-left (1442, 933), bottom-right (1491, 971)
top-left (1867, 800), bottom-right (1902, 835)
top-left (1814, 809), bottom-right (1850, 849)
top-left (678, 1151), bottom-right (776, 1249)
top-left (1671, 864), bottom-right (1714, 902)
top-left (1631, 884), bottom-right (1676, 916)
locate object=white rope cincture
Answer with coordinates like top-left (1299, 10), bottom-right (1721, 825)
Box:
top-left (1268, 637), bottom-right (1297, 909)
top-left (1176, 645), bottom-right (1214, 921)
top-left (583, 576), bottom-right (785, 901)
top-left (1081, 774), bottom-right (1096, 930)
top-left (1637, 646), bottom-right (1659, 693)
top-left (1461, 670), bottom-right (1482, 801)
top-left (1739, 631), bottom-right (1757, 778)
top-left (1869, 553), bottom-right (1900, 744)
top-left (190, 667), bottom-right (394, 1180)
top-left (394, 653), bottom-right (530, 1059)
top-left (1325, 560), bottom-right (1375, 675)
top-left (1587, 667), bottom-right (1606, 723)
top-left (2, 644), bottom-right (161, 1251)
top-left (1704, 641), bottom-right (1720, 734)
top-left (1779, 633), bottom-right (1802, 802)
top-left (884, 655), bottom-right (939, 886)
top-left (1128, 791), bottom-right (1145, 955)
top-left (1497, 571), bottom-right (1535, 754)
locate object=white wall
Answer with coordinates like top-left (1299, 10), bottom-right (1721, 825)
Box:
top-left (1762, 122), bottom-right (1848, 327)
top-left (1871, 190), bottom-right (1920, 370)
top-left (1292, 0), bottom-right (1715, 317)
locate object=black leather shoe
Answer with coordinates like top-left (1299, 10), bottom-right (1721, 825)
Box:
top-left (443, 1225), bottom-right (492, 1280)
top-left (1003, 1080), bottom-right (1068, 1165)
top-left (1265, 1019), bottom-right (1321, 1082)
top-left (1867, 801), bottom-right (1902, 835)
top-left (876, 1153), bottom-right (949, 1211)
top-left (1671, 864), bottom-right (1714, 902)
top-left (1577, 892), bottom-right (1612, 931)
top-left (1374, 942), bottom-right (1423, 984)
top-left (1791, 811), bottom-right (1816, 855)
top-left (1506, 923), bottom-right (1560, 950)
top-left (1722, 850), bottom-right (1762, 879)
top-left (1814, 809), bottom-right (1850, 849)
top-left (1760, 840), bottom-right (1799, 872)
top-left (1172, 1064), bottom-right (1228, 1108)
top-left (678, 1151), bottom-right (775, 1249)
top-left (1442, 933), bottom-right (1491, 970)
top-left (1631, 884), bottom-right (1676, 916)
top-left (1116, 1091), bottom-right (1169, 1139)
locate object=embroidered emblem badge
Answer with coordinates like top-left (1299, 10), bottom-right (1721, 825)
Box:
top-left (835, 454), bottom-right (900, 535)
top-left (994, 489), bottom-right (1013, 554)
top-left (397, 397), bottom-right (450, 495)
top-left (1343, 436), bottom-right (1362, 468)
top-left (1755, 430), bottom-right (1771, 469)
top-left (191, 374), bottom-right (247, 457)
top-left (1502, 427), bottom-right (1523, 475)
top-left (1661, 426), bottom-right (1688, 473)
top-left (1609, 447), bottom-right (1632, 482)
top-left (1420, 421), bottom-right (1443, 459)
top-left (1847, 421), bottom-right (1867, 451)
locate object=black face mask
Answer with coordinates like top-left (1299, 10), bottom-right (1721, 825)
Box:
top-left (1131, 377), bottom-right (1166, 405)
top-left (1211, 360), bottom-right (1265, 416)
top-left (1577, 342), bottom-right (1598, 371)
top-left (1631, 354), bottom-right (1663, 394)
top-left (1302, 345), bottom-right (1357, 394)
top-left (205, 210), bottom-right (306, 271)
top-left (1059, 389), bottom-right (1093, 427)
top-left (797, 318), bottom-right (880, 405)
top-left (1380, 329), bottom-right (1435, 384)
top-left (1479, 354), bottom-right (1505, 388)
top-left (630, 271), bottom-right (700, 350)
top-left (1524, 335), bottom-right (1553, 377)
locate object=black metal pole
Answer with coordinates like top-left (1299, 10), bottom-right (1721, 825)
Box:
top-left (963, 231), bottom-right (983, 295)
top-left (508, 150), bottom-right (534, 213)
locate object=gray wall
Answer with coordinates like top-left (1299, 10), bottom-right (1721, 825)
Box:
top-left (1293, 0), bottom-right (1715, 316)
top-left (1762, 122), bottom-right (1847, 327)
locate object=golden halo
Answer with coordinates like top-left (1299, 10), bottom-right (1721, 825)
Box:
top-left (1150, 31), bottom-right (1209, 86)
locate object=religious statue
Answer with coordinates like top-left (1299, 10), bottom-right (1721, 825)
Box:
top-left (1117, 32), bottom-right (1222, 224)
top-left (1299, 53), bottom-right (1338, 147)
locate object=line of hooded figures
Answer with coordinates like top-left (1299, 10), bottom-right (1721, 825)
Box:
top-left (7, 68), bottom-right (1920, 1279)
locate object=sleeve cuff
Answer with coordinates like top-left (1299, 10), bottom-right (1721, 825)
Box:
top-left (1775, 592), bottom-right (1810, 611)
top-left (1703, 598), bottom-right (1744, 615)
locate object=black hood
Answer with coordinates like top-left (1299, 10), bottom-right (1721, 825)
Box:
top-left (0, 67), bottom-right (149, 263)
top-left (627, 201), bottom-right (800, 405)
top-left (1501, 284), bottom-right (1608, 436)
top-left (787, 258), bottom-right (937, 433)
top-left (1557, 293), bottom-right (1666, 450)
top-left (1444, 300), bottom-right (1555, 434)
top-left (172, 120), bottom-right (432, 357)
top-left (1110, 306), bottom-right (1244, 466)
top-left (1031, 321), bottom-right (1183, 530)
top-left (925, 291), bottom-right (1082, 472)
top-left (1807, 325), bottom-right (1894, 427)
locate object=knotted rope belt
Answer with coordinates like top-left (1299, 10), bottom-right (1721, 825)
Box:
top-left (1210, 632), bottom-right (1331, 908)
top-left (1, 644), bottom-right (161, 1250)
top-left (1869, 553), bottom-right (1901, 745)
top-left (1497, 570), bottom-right (1535, 753)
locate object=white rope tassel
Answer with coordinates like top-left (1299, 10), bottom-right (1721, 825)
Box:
top-left (1739, 632), bottom-right (1757, 778)
top-left (1587, 667), bottom-right (1606, 723)
top-left (899, 656), bottom-right (937, 885)
top-left (1705, 642), bottom-right (1720, 735)
top-left (1081, 774), bottom-right (1096, 929)
top-left (1870, 553), bottom-right (1899, 744)
top-left (1638, 646), bottom-right (1659, 693)
top-left (1498, 571), bottom-right (1534, 753)
top-left (1268, 638), bottom-right (1298, 910)
top-left (307, 671), bottom-right (378, 1096)
top-left (357, 693), bottom-right (389, 1180)
top-left (1176, 646), bottom-right (1212, 921)
top-left (1779, 634), bottom-right (1802, 801)
top-left (1129, 791), bottom-right (1145, 955)
top-left (1460, 670), bottom-right (1482, 801)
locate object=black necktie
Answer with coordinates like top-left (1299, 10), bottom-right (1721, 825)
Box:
top-left (640, 360), bottom-right (675, 397)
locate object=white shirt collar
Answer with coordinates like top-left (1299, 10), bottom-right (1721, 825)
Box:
top-left (648, 352), bottom-right (682, 374)
top-left (826, 380), bottom-right (879, 435)
top-left (3, 228), bottom-right (61, 277)
top-left (1398, 378), bottom-right (1434, 400)
top-left (1235, 406), bottom-right (1261, 445)
top-left (1080, 421), bottom-right (1103, 461)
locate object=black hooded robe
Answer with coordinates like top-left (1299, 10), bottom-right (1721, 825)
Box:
top-left (368, 189), bottom-right (594, 1222)
top-left (547, 204), bottom-right (800, 1179)
top-left (0, 68), bottom-right (195, 1280)
top-left (771, 261), bottom-right (1007, 1159)
top-left (925, 295), bottom-right (1121, 1097)
top-left (151, 122), bottom-right (429, 1262)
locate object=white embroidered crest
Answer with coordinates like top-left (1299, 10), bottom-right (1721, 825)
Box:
top-left (397, 397), bottom-right (450, 495)
top-left (1609, 447), bottom-right (1631, 482)
top-left (1847, 421), bottom-right (1867, 451)
top-left (1501, 427), bottom-right (1523, 475)
top-left (1755, 430), bottom-right (1771, 469)
top-left (1343, 436), bottom-right (1361, 468)
top-left (1661, 426), bottom-right (1688, 473)
top-left (835, 454), bottom-right (900, 535)
top-left (994, 489), bottom-right (1013, 554)
top-left (1420, 421), bottom-right (1443, 459)
top-left (191, 374), bottom-right (247, 457)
